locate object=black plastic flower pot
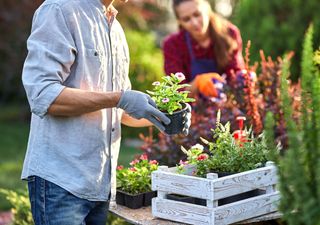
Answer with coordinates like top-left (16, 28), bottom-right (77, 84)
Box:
top-left (124, 192), bottom-right (144, 209)
top-left (143, 191), bottom-right (157, 206)
top-left (163, 103), bottom-right (189, 135)
top-left (167, 193), bottom-right (196, 204)
top-left (116, 189), bottom-right (126, 206)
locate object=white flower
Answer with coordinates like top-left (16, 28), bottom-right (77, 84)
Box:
top-left (191, 144), bottom-right (204, 150)
top-left (174, 72), bottom-right (185, 82)
top-left (152, 81), bottom-right (160, 86)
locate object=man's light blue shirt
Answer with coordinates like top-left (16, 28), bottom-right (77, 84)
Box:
top-left (21, 0), bottom-right (131, 201)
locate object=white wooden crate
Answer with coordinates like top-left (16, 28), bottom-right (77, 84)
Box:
top-left (151, 161), bottom-right (280, 225)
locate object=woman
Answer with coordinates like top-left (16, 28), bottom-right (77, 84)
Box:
top-left (163, 0), bottom-right (245, 98)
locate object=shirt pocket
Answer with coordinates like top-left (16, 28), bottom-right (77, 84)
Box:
top-left (83, 48), bottom-right (107, 90)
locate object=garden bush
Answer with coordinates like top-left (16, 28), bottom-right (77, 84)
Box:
top-left (233, 0), bottom-right (320, 80)
top-left (276, 24), bottom-right (320, 225)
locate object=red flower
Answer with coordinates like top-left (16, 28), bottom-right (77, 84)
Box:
top-left (236, 116), bottom-right (246, 130)
top-left (116, 165), bottom-right (124, 170)
top-left (197, 154), bottom-right (208, 161)
top-left (129, 167), bottom-right (137, 172)
top-left (233, 130), bottom-right (249, 146)
top-left (149, 160), bottom-right (158, 165)
top-left (140, 154), bottom-right (148, 161)
top-left (129, 159), bottom-right (139, 166)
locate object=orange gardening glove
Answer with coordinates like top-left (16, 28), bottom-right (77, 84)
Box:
top-left (194, 73), bottom-right (225, 97)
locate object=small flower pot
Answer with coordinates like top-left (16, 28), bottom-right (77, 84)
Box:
top-left (163, 103), bottom-right (189, 135)
top-left (167, 193), bottom-right (196, 204)
top-left (124, 192), bottom-right (144, 209)
top-left (116, 190), bottom-right (126, 206)
top-left (143, 191), bottom-right (157, 206)
top-left (116, 190), bottom-right (144, 209)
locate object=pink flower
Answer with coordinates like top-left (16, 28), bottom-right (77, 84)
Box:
top-left (140, 154), bottom-right (148, 161)
top-left (175, 72), bottom-right (185, 81)
top-left (149, 160), bottom-right (158, 165)
top-left (152, 81), bottom-right (160, 86)
top-left (197, 154), bottom-right (208, 161)
top-left (162, 98), bottom-right (170, 103)
top-left (129, 167), bottom-right (137, 172)
top-left (179, 160), bottom-right (189, 165)
top-left (129, 159), bottom-right (139, 166)
top-left (117, 165), bottom-right (124, 170)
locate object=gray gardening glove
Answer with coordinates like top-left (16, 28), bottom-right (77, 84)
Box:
top-left (182, 103), bottom-right (192, 136)
top-left (117, 90), bottom-right (171, 132)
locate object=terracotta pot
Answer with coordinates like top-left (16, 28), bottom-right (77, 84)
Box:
top-left (163, 103), bottom-right (189, 135)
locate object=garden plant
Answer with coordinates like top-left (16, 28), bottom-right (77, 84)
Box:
top-left (116, 154), bottom-right (159, 209)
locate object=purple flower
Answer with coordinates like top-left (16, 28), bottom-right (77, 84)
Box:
top-left (152, 81), bottom-right (160, 86)
top-left (162, 98), bottom-right (170, 103)
top-left (174, 72), bottom-right (185, 81)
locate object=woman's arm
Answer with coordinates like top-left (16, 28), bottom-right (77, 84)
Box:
top-left (224, 24), bottom-right (245, 77)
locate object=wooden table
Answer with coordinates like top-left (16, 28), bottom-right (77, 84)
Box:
top-left (109, 203), bottom-right (282, 225)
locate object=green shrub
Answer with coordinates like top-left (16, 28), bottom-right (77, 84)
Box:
top-left (277, 24), bottom-right (320, 224)
top-left (233, 0), bottom-right (320, 80)
top-left (0, 188), bottom-right (33, 225)
top-left (126, 30), bottom-right (163, 92)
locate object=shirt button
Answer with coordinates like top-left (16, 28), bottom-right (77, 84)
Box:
top-left (111, 128), bottom-right (115, 132)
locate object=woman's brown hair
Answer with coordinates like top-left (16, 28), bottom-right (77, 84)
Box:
top-left (172, 0), bottom-right (238, 72)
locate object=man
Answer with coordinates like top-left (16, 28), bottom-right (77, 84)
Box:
top-left (21, 0), bottom-right (190, 224)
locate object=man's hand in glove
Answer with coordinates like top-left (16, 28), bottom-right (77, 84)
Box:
top-left (194, 72), bottom-right (225, 97)
top-left (117, 90), bottom-right (171, 132)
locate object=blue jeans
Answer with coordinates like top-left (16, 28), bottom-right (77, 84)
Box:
top-left (27, 176), bottom-right (109, 225)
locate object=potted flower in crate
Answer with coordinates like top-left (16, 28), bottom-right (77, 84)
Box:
top-left (116, 154), bottom-right (158, 209)
top-left (147, 72), bottom-right (195, 135)
top-left (176, 111), bottom-right (276, 205)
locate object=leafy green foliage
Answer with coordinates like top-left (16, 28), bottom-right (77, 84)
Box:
top-left (201, 112), bottom-right (272, 173)
top-left (177, 111), bottom-right (274, 177)
top-left (278, 25), bottom-right (320, 225)
top-left (233, 0), bottom-right (320, 80)
top-left (0, 188), bottom-right (33, 225)
top-left (125, 30), bottom-right (163, 92)
top-left (116, 154), bottom-right (158, 195)
top-left (147, 73), bottom-right (195, 114)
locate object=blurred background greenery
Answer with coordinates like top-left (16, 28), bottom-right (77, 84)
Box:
top-left (0, 0), bottom-right (319, 218)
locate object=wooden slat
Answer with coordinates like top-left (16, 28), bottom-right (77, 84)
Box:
top-left (212, 166), bottom-right (278, 200)
top-left (152, 198), bottom-right (213, 225)
top-left (214, 192), bottom-right (280, 225)
top-left (152, 171), bottom-right (213, 200)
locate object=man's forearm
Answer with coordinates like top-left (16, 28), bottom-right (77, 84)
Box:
top-left (47, 87), bottom-right (122, 116)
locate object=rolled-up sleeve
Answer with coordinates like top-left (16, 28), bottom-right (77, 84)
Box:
top-left (22, 3), bottom-right (76, 118)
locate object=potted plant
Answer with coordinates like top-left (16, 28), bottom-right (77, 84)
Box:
top-left (147, 72), bottom-right (195, 135)
top-left (176, 111), bottom-right (275, 205)
top-left (116, 154), bottom-right (158, 209)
